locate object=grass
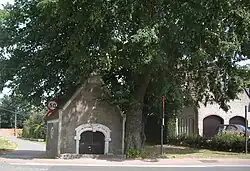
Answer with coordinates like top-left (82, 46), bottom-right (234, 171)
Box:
top-left (0, 136), bottom-right (17, 154)
top-left (143, 145), bottom-right (250, 159)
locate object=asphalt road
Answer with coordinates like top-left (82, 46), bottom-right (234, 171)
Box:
top-left (1, 164), bottom-right (250, 171)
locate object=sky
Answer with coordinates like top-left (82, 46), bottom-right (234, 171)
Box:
top-left (0, 0), bottom-right (14, 8)
top-left (0, 0), bottom-right (250, 99)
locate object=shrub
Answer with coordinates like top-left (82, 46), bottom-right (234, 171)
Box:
top-left (169, 134), bottom-right (206, 147)
top-left (21, 113), bottom-right (46, 140)
top-left (167, 117), bottom-right (177, 140)
top-left (126, 149), bottom-right (142, 158)
top-left (210, 133), bottom-right (246, 152)
top-left (126, 148), bottom-right (150, 159)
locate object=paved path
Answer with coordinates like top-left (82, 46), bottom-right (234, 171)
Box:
top-left (0, 136), bottom-right (45, 159)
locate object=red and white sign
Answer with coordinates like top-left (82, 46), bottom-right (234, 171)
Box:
top-left (46, 100), bottom-right (58, 119)
top-left (48, 100), bottom-right (58, 110)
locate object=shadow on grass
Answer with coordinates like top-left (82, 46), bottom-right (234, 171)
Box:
top-left (0, 149), bottom-right (15, 154)
top-left (145, 145), bottom-right (199, 155)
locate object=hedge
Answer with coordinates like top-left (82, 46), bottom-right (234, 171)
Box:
top-left (169, 133), bottom-right (250, 153)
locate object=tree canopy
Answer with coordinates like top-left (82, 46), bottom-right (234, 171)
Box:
top-left (0, 0), bottom-right (250, 150)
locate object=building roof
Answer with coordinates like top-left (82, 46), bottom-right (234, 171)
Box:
top-left (46, 73), bottom-right (125, 121)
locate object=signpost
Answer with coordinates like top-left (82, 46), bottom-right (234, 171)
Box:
top-left (245, 88), bottom-right (250, 154)
top-left (161, 96), bottom-right (165, 155)
top-left (246, 105), bottom-right (249, 154)
top-left (45, 100), bottom-right (58, 118)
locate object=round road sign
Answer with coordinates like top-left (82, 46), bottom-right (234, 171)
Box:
top-left (47, 100), bottom-right (58, 110)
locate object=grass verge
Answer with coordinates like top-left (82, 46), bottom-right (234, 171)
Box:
top-left (0, 136), bottom-right (17, 154)
top-left (141, 145), bottom-right (250, 159)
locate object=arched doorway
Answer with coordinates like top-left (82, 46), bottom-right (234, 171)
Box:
top-left (79, 131), bottom-right (105, 154)
top-left (229, 116), bottom-right (246, 126)
top-left (75, 123), bottom-right (111, 154)
top-left (203, 115), bottom-right (224, 137)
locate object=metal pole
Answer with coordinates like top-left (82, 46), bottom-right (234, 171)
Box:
top-left (161, 96), bottom-right (165, 155)
top-left (14, 112), bottom-right (17, 137)
top-left (245, 106), bottom-right (248, 154)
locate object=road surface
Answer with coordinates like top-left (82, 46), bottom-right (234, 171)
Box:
top-left (0, 164), bottom-right (250, 171)
top-left (0, 136), bottom-right (45, 159)
top-left (1, 136), bottom-right (250, 170)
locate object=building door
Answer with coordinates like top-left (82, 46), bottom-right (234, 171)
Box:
top-left (203, 115), bottom-right (224, 137)
top-left (229, 116), bottom-right (246, 126)
top-left (79, 131), bottom-right (105, 154)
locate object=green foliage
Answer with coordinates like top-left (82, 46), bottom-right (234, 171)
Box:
top-left (126, 149), bottom-right (142, 158)
top-left (1, 0), bottom-right (250, 149)
top-left (169, 134), bottom-right (250, 153)
top-left (169, 134), bottom-right (205, 148)
top-left (0, 0), bottom-right (249, 110)
top-left (167, 117), bottom-right (177, 140)
top-left (210, 133), bottom-right (247, 152)
top-left (22, 113), bottom-right (46, 140)
top-left (126, 148), bottom-right (149, 159)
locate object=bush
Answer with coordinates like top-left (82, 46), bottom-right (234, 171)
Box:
top-left (126, 148), bottom-right (150, 158)
top-left (21, 113), bottom-right (46, 140)
top-left (210, 133), bottom-right (246, 152)
top-left (169, 134), bottom-right (208, 148)
top-left (167, 117), bottom-right (177, 140)
top-left (169, 133), bottom-right (250, 153)
top-left (126, 149), bottom-right (142, 158)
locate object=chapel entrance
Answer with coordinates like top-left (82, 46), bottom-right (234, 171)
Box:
top-left (79, 131), bottom-right (105, 154)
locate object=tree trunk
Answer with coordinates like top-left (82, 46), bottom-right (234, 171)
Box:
top-left (125, 72), bottom-right (151, 152)
top-left (141, 109), bottom-right (149, 147)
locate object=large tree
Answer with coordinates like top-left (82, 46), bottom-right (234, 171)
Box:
top-left (0, 0), bottom-right (250, 151)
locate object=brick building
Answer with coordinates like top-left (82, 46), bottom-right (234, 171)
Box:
top-left (46, 74), bottom-right (125, 158)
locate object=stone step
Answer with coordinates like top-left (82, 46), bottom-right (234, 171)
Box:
top-left (59, 153), bottom-right (126, 160)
